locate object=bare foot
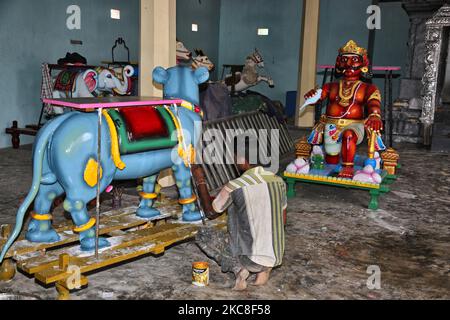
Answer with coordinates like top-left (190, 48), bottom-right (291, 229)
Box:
top-left (252, 268), bottom-right (272, 286)
top-left (232, 268), bottom-right (250, 291)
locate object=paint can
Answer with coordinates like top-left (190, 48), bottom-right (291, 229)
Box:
top-left (192, 262), bottom-right (209, 287)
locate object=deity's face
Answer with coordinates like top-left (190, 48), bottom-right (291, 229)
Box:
top-left (336, 54), bottom-right (363, 79)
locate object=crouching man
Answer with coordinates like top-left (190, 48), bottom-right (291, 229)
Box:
top-left (193, 137), bottom-right (287, 290)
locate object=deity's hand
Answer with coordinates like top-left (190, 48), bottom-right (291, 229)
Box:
top-left (304, 89), bottom-right (318, 100)
top-left (365, 114), bottom-right (383, 132)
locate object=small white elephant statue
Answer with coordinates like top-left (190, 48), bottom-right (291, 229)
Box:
top-left (50, 65), bottom-right (134, 114)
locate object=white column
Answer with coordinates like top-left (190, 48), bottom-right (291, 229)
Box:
top-left (139, 0), bottom-right (176, 97)
top-left (296, 0), bottom-right (320, 128)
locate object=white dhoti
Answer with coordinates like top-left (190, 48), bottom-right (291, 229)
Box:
top-left (323, 119), bottom-right (365, 156)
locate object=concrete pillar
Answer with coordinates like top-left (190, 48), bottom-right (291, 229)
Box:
top-left (296, 0), bottom-right (320, 128)
top-left (139, 0), bottom-right (176, 97)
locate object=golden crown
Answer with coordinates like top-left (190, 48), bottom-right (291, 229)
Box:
top-left (339, 40), bottom-right (367, 56)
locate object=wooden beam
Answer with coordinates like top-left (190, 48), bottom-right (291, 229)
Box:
top-left (139, 0), bottom-right (176, 97)
top-left (296, 0), bottom-right (321, 128)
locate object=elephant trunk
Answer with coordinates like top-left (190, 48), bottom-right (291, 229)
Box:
top-left (191, 165), bottom-right (222, 220)
top-left (0, 113), bottom-right (75, 263)
top-left (113, 65), bottom-right (134, 96)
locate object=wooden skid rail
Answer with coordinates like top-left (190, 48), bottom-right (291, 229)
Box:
top-left (0, 198), bottom-right (226, 299)
top-left (1, 208), bottom-right (146, 260)
top-left (0, 199), bottom-right (180, 259)
top-left (33, 223), bottom-right (200, 285)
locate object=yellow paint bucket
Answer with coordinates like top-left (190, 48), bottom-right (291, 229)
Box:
top-left (192, 262), bottom-right (209, 287)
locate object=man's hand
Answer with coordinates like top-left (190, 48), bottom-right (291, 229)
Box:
top-left (365, 114), bottom-right (383, 132)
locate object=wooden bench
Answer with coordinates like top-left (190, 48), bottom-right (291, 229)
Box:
top-left (5, 121), bottom-right (41, 149)
top-left (284, 171), bottom-right (397, 210)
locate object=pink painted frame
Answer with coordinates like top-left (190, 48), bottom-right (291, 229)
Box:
top-left (317, 65), bottom-right (401, 71)
top-left (42, 97), bottom-right (184, 110)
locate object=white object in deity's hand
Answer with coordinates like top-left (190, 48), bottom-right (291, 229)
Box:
top-left (299, 88), bottom-right (322, 115)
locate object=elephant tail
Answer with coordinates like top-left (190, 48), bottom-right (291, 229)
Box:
top-left (0, 112), bottom-right (75, 263)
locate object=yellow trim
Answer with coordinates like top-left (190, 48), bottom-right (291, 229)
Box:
top-left (73, 218), bottom-right (96, 233)
top-left (284, 172), bottom-right (380, 189)
top-left (180, 100), bottom-right (204, 118)
top-left (339, 80), bottom-right (361, 100)
top-left (179, 195), bottom-right (197, 205)
top-left (368, 90), bottom-right (382, 102)
top-left (165, 105), bottom-right (198, 167)
top-left (368, 112), bottom-right (381, 119)
top-left (181, 100), bottom-right (194, 111)
top-left (178, 144), bottom-right (196, 167)
top-left (164, 106), bottom-right (184, 144)
top-left (139, 192), bottom-right (158, 200)
top-left (339, 40), bottom-right (367, 56)
top-left (102, 110), bottom-right (126, 170)
top-left (84, 158), bottom-right (103, 188)
top-left (368, 129), bottom-right (377, 159)
top-left (338, 80), bottom-right (361, 107)
top-left (31, 212), bottom-right (53, 221)
top-left (164, 106), bottom-right (192, 167)
top-left (326, 117), bottom-right (365, 128)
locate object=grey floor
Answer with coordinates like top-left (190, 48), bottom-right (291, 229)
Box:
top-left (0, 135), bottom-right (449, 300)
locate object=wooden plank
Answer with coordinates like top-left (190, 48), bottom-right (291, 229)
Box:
top-left (28, 217), bottom-right (226, 284)
top-left (33, 223), bottom-right (201, 284)
top-left (17, 222), bottom-right (183, 275)
top-left (5, 127), bottom-right (38, 136)
top-left (7, 214), bottom-right (146, 259)
top-left (3, 204), bottom-right (178, 259)
top-left (0, 207), bottom-right (135, 245)
top-left (14, 210), bottom-right (174, 266)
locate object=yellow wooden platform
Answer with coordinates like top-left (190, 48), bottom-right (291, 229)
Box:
top-left (0, 197), bottom-right (226, 299)
top-left (284, 171), bottom-right (382, 189)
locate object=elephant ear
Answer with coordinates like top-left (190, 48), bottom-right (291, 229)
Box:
top-left (152, 66), bottom-right (169, 85)
top-left (194, 66), bottom-right (209, 84)
top-left (83, 70), bottom-right (98, 93)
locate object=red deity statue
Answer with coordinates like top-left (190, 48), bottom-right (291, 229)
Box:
top-left (304, 40), bottom-right (383, 178)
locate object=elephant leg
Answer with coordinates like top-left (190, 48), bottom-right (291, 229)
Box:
top-left (173, 164), bottom-right (202, 222)
top-left (136, 175), bottom-right (161, 218)
top-left (63, 197), bottom-right (110, 251)
top-left (26, 183), bottom-right (63, 243)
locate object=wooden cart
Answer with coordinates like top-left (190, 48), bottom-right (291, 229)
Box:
top-left (0, 197), bottom-right (226, 299)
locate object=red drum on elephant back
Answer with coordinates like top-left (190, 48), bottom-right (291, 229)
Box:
top-left (119, 107), bottom-right (169, 141)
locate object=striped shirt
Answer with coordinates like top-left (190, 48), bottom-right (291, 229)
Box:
top-left (212, 166), bottom-right (287, 267)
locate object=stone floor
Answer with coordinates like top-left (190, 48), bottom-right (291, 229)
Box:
top-left (0, 138), bottom-right (449, 300)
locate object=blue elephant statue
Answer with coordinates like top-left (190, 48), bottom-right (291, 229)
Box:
top-left (0, 66), bottom-right (209, 262)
